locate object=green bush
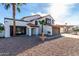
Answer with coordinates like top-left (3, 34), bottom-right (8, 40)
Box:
top-left (0, 24), bottom-right (4, 32)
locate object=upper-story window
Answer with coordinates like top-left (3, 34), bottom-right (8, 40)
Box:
top-left (46, 18), bottom-right (51, 24)
top-left (52, 20), bottom-right (54, 24)
top-left (35, 21), bottom-right (38, 25)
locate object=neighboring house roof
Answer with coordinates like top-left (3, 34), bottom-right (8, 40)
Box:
top-left (47, 24), bottom-right (70, 28)
top-left (47, 24), bottom-right (60, 28)
top-left (46, 24), bottom-right (74, 29)
top-left (27, 23), bottom-right (39, 28)
top-left (52, 25), bottom-right (62, 28)
top-left (54, 25), bottom-right (74, 27)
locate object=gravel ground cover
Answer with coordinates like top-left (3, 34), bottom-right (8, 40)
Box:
top-left (0, 36), bottom-right (79, 56)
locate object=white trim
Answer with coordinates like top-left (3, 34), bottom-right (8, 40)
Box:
top-left (4, 21), bottom-right (10, 37)
top-left (28, 28), bottom-right (32, 36)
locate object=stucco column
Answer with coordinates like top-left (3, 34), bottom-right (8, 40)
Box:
top-left (26, 28), bottom-right (28, 35)
top-left (35, 28), bottom-right (39, 36)
top-left (28, 28), bottom-right (31, 36)
top-left (4, 21), bottom-right (10, 37)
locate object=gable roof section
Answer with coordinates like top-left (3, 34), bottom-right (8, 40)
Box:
top-left (23, 14), bottom-right (55, 22)
top-left (4, 14), bottom-right (54, 22)
top-left (45, 15), bottom-right (55, 21)
top-left (21, 14), bottom-right (41, 20)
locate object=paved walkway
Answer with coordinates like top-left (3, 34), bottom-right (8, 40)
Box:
top-left (61, 34), bottom-right (79, 39)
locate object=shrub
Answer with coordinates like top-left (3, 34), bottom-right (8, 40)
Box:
top-left (74, 29), bottom-right (79, 32)
top-left (0, 23), bottom-right (4, 32)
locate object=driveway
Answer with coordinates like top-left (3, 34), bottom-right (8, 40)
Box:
top-left (0, 36), bottom-right (79, 56)
top-left (0, 36), bottom-right (42, 56)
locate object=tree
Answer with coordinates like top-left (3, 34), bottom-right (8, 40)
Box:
top-left (2, 3), bottom-right (26, 36)
top-left (39, 20), bottom-right (46, 41)
top-left (73, 27), bottom-right (79, 35)
top-left (39, 20), bottom-right (46, 35)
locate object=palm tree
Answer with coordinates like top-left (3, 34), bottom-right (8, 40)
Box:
top-left (2, 3), bottom-right (26, 36)
top-left (39, 20), bottom-right (46, 41)
top-left (39, 20), bottom-right (46, 35)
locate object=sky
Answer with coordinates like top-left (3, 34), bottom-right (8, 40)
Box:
top-left (0, 3), bottom-right (79, 25)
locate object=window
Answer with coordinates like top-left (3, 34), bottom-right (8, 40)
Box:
top-left (52, 20), bottom-right (54, 24)
top-left (35, 21), bottom-right (38, 25)
top-left (46, 18), bottom-right (51, 24)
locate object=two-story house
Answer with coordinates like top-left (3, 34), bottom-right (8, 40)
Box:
top-left (4, 14), bottom-right (60, 37)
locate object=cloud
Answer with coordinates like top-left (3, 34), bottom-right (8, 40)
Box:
top-left (31, 3), bottom-right (79, 25)
top-left (48, 3), bottom-right (71, 24)
top-left (31, 12), bottom-right (48, 16)
top-left (31, 4), bottom-right (71, 25)
top-left (66, 12), bottom-right (79, 25)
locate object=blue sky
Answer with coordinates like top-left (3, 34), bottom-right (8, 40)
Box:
top-left (0, 3), bottom-right (79, 25)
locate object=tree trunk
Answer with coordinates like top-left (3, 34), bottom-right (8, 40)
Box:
top-left (41, 24), bottom-right (45, 37)
top-left (12, 3), bottom-right (16, 36)
top-left (41, 24), bottom-right (43, 33)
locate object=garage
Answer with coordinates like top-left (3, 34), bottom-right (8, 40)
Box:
top-left (10, 26), bottom-right (26, 36)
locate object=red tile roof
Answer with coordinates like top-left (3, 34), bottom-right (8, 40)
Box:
top-left (27, 23), bottom-right (39, 27)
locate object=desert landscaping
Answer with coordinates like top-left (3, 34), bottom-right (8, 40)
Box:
top-left (0, 36), bottom-right (79, 56)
